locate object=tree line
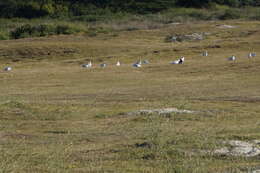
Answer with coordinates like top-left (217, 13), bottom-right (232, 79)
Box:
top-left (0, 0), bottom-right (259, 18)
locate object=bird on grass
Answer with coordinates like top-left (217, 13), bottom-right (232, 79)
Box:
top-left (133, 59), bottom-right (142, 68)
top-left (4, 67), bottom-right (12, 71)
top-left (248, 52), bottom-right (256, 59)
top-left (82, 61), bottom-right (92, 68)
top-left (227, 55), bottom-right (236, 61)
top-left (116, 61), bottom-right (121, 66)
top-left (171, 57), bottom-right (185, 64)
top-left (100, 63), bottom-right (107, 68)
top-left (202, 51), bottom-right (208, 57)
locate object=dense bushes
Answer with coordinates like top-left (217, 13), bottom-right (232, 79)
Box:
top-left (10, 24), bottom-right (83, 39)
top-left (1, 1), bottom-right (260, 40)
top-left (1, 0), bottom-right (260, 19)
top-left (219, 9), bottom-right (242, 20)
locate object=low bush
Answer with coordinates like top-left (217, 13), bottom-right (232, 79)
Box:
top-left (219, 9), bottom-right (241, 20)
top-left (10, 24), bottom-right (84, 39)
top-left (72, 15), bottom-right (107, 22)
top-left (56, 25), bottom-right (81, 35)
top-left (0, 31), bottom-right (9, 40)
top-left (162, 8), bottom-right (213, 21)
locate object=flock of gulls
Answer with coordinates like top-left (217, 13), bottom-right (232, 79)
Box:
top-left (2, 51), bottom-right (257, 71)
top-left (78, 51), bottom-right (256, 69)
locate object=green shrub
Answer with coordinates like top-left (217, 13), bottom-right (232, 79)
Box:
top-left (0, 31), bottom-right (9, 40)
top-left (162, 8), bottom-right (212, 21)
top-left (11, 24), bottom-right (55, 39)
top-left (72, 15), bottom-right (106, 22)
top-left (10, 24), bottom-right (33, 39)
top-left (188, 10), bottom-right (211, 20)
top-left (10, 24), bottom-right (83, 39)
top-left (37, 24), bottom-right (56, 36)
top-left (56, 25), bottom-right (78, 35)
top-left (219, 9), bottom-right (241, 20)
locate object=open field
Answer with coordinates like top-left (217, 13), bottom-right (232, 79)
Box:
top-left (0, 20), bottom-right (260, 172)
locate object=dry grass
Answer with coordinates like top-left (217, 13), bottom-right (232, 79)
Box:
top-left (0, 20), bottom-right (260, 172)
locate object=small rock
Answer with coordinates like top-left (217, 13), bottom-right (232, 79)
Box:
top-left (217, 25), bottom-right (236, 29)
top-left (127, 108), bottom-right (196, 116)
top-left (214, 147), bottom-right (230, 155)
top-left (213, 140), bottom-right (260, 157)
top-left (252, 169), bottom-right (260, 173)
top-left (252, 140), bottom-right (260, 145)
top-left (165, 33), bottom-right (207, 43)
top-left (168, 22), bottom-right (181, 25)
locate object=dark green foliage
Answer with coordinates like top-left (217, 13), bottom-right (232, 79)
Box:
top-left (0, 33), bottom-right (9, 40)
top-left (219, 8), bottom-right (241, 19)
top-left (1, 0), bottom-right (260, 19)
top-left (175, 0), bottom-right (211, 8)
top-left (10, 24), bottom-right (82, 39)
top-left (223, 0), bottom-right (240, 7)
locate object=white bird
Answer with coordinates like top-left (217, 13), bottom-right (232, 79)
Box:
top-left (171, 56), bottom-right (185, 64)
top-left (248, 52), bottom-right (256, 58)
top-left (202, 51), bottom-right (208, 56)
top-left (82, 61), bottom-right (92, 68)
top-left (133, 63), bottom-right (142, 68)
top-left (4, 67), bottom-right (12, 71)
top-left (228, 55), bottom-right (236, 61)
top-left (133, 59), bottom-right (142, 67)
top-left (100, 63), bottom-right (107, 68)
top-left (136, 59), bottom-right (142, 65)
top-left (171, 59), bottom-right (180, 64)
top-left (133, 59), bottom-right (142, 68)
top-left (179, 57), bottom-right (185, 64)
top-left (248, 53), bottom-right (253, 59)
top-left (88, 61), bottom-right (92, 67)
top-left (116, 61), bottom-right (121, 66)
top-left (82, 64), bottom-right (88, 68)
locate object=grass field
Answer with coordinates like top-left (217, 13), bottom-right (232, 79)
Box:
top-left (0, 20), bottom-right (260, 172)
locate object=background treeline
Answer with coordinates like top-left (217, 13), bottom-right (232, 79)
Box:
top-left (1, 0), bottom-right (260, 18)
top-left (1, 0), bottom-right (260, 40)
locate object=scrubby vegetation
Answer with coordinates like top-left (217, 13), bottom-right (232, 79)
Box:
top-left (0, 0), bottom-right (259, 40)
top-left (1, 0), bottom-right (260, 18)
top-left (0, 0), bottom-right (260, 40)
top-left (10, 24), bottom-right (84, 39)
top-left (0, 6), bottom-right (259, 40)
